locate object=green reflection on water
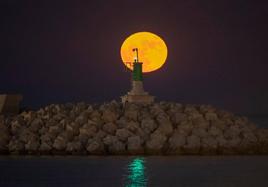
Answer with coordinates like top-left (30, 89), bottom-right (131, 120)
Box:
top-left (125, 157), bottom-right (147, 187)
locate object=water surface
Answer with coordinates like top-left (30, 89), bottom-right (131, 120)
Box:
top-left (0, 156), bottom-right (268, 187)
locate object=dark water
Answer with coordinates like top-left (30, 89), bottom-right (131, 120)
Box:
top-left (0, 156), bottom-right (268, 187)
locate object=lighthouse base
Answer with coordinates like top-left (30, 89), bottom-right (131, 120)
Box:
top-left (121, 81), bottom-right (154, 104)
top-left (121, 94), bottom-right (154, 104)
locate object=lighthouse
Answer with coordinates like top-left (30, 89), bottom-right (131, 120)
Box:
top-left (121, 48), bottom-right (155, 104)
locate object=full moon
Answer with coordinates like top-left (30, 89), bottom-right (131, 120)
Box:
top-left (120, 32), bottom-right (168, 73)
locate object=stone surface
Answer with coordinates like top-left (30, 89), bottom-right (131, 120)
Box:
top-left (0, 101), bottom-right (267, 155)
top-left (127, 136), bottom-right (143, 154)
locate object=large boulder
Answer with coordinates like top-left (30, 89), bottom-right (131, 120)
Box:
top-left (29, 118), bottom-right (43, 133)
top-left (103, 135), bottom-right (126, 154)
top-left (141, 118), bottom-right (157, 134)
top-left (145, 132), bottom-right (167, 154)
top-left (8, 138), bottom-right (24, 154)
top-left (79, 125), bottom-right (97, 138)
top-left (53, 134), bottom-right (67, 151)
top-left (115, 128), bottom-right (132, 142)
top-left (155, 115), bottom-right (173, 136)
top-left (86, 139), bottom-right (105, 154)
top-left (25, 140), bottom-right (40, 153)
top-left (124, 108), bottom-right (139, 121)
top-left (126, 121), bottom-right (140, 133)
top-left (127, 136), bottom-right (143, 154)
top-left (102, 109), bottom-right (118, 123)
top-left (168, 132), bottom-right (186, 154)
top-left (205, 112), bottom-right (218, 121)
top-left (39, 142), bottom-right (52, 153)
top-left (177, 120), bottom-right (193, 135)
top-left (66, 141), bottom-right (82, 153)
top-left (183, 135), bottom-right (201, 154)
top-left (102, 122), bottom-right (117, 135)
top-left (192, 127), bottom-right (208, 138)
top-left (170, 112), bottom-right (187, 126)
top-left (200, 136), bottom-right (218, 154)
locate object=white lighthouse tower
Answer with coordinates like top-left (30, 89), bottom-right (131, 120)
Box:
top-left (121, 48), bottom-right (154, 104)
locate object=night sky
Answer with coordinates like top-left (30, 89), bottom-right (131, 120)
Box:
top-left (1, 0), bottom-right (268, 115)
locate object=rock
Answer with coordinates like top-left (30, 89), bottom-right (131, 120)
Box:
top-left (170, 113), bottom-right (188, 125)
top-left (8, 138), bottom-right (24, 153)
top-left (19, 128), bottom-right (38, 143)
top-left (124, 109), bottom-right (138, 121)
top-left (29, 118), bottom-right (43, 133)
top-left (150, 104), bottom-right (165, 117)
top-left (192, 127), bottom-right (208, 138)
top-left (127, 136), bottom-right (143, 154)
top-left (126, 121), bottom-right (140, 133)
top-left (103, 135), bottom-right (118, 146)
top-left (94, 130), bottom-right (107, 140)
top-left (20, 111), bottom-right (35, 121)
top-left (116, 117), bottom-right (129, 128)
top-left (256, 129), bottom-right (268, 154)
top-left (115, 128), bottom-right (132, 142)
top-left (53, 135), bottom-right (67, 151)
top-left (39, 126), bottom-right (48, 135)
top-left (141, 118), bottom-right (157, 134)
top-left (79, 125), bottom-right (97, 138)
top-left (201, 136), bottom-right (218, 154)
top-left (239, 131), bottom-right (258, 153)
top-left (188, 112), bottom-right (203, 121)
top-left (66, 141), bottom-right (82, 153)
top-left (194, 119), bottom-right (210, 129)
top-left (108, 140), bottom-right (126, 154)
top-left (10, 120), bottom-right (22, 135)
top-left (25, 140), bottom-right (40, 153)
top-left (183, 135), bottom-right (201, 154)
top-left (90, 110), bottom-right (101, 122)
top-left (48, 125), bottom-right (61, 136)
top-left (221, 137), bottom-right (242, 154)
top-left (209, 126), bottom-right (223, 137)
top-left (138, 108), bottom-right (152, 121)
top-left (145, 132), bottom-right (167, 154)
top-left (102, 109), bottom-right (118, 123)
top-left (224, 125), bottom-right (241, 139)
top-left (102, 122), bottom-right (117, 134)
top-left (199, 105), bottom-right (216, 114)
top-left (155, 115), bottom-right (173, 136)
top-left (0, 101), bottom-right (266, 155)
top-left (177, 120), bottom-right (193, 135)
top-left (75, 114), bottom-right (88, 126)
top-left (103, 135), bottom-right (126, 154)
top-left (40, 133), bottom-right (54, 144)
top-left (39, 142), bottom-right (52, 153)
top-left (184, 105), bottom-right (198, 114)
top-left (205, 112), bottom-right (218, 121)
top-left (168, 132), bottom-right (186, 154)
top-left (211, 119), bottom-right (226, 130)
top-left (86, 139), bottom-right (104, 154)
top-left (67, 122), bottom-right (80, 136)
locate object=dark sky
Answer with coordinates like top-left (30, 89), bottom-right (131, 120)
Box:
top-left (1, 0), bottom-right (268, 115)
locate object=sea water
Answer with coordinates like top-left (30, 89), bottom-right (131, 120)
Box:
top-left (0, 156), bottom-right (268, 187)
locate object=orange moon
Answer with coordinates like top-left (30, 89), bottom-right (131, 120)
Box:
top-left (120, 32), bottom-right (168, 73)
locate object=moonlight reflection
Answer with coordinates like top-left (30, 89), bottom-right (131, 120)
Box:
top-left (125, 157), bottom-right (147, 187)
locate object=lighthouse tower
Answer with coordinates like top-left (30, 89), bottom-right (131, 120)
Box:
top-left (121, 48), bottom-right (155, 104)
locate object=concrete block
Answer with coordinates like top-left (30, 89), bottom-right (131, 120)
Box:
top-left (0, 94), bottom-right (23, 114)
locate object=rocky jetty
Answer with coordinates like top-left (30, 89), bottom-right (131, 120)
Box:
top-left (0, 101), bottom-right (267, 155)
